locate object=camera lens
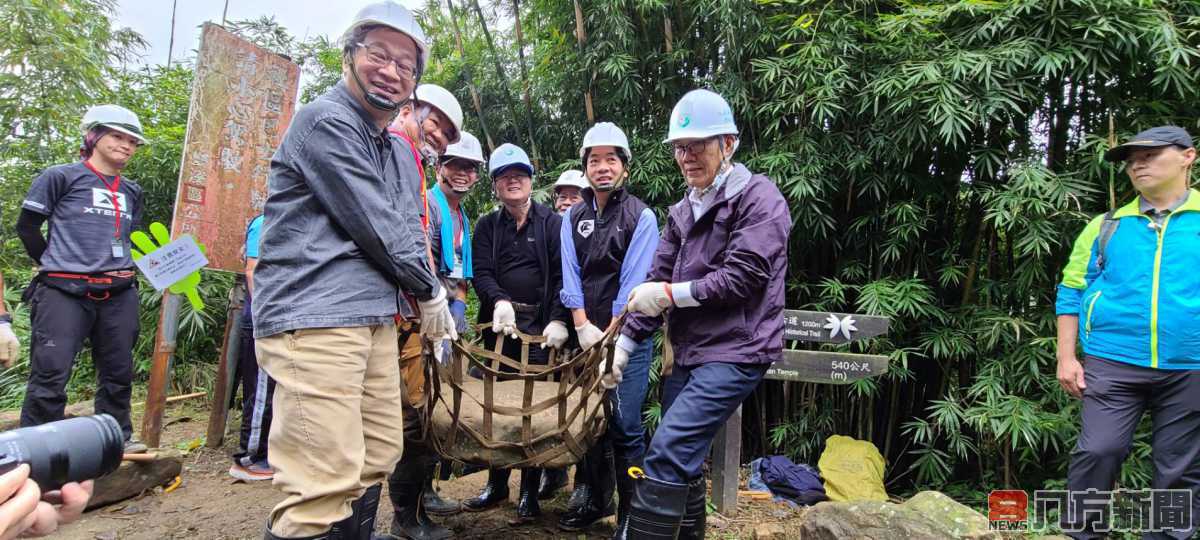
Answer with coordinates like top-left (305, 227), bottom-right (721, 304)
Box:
top-left (0, 414), bottom-right (124, 491)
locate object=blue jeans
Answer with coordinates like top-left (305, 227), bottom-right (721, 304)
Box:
top-left (645, 362), bottom-right (768, 483)
top-left (607, 338), bottom-right (654, 463)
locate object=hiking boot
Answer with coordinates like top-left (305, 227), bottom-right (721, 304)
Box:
top-left (123, 439), bottom-right (148, 454)
top-left (461, 468), bottom-right (510, 512)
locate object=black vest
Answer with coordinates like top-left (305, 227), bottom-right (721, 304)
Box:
top-left (568, 188), bottom-right (649, 328)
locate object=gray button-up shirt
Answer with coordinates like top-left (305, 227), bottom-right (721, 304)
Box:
top-left (252, 81), bottom-right (439, 338)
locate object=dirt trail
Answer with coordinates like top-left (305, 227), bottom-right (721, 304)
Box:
top-left (49, 402), bottom-right (802, 539)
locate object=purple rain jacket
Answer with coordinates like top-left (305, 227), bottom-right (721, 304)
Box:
top-left (621, 163), bottom-right (792, 367)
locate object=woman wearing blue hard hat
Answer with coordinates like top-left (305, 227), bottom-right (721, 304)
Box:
top-left (614, 89), bottom-right (793, 538)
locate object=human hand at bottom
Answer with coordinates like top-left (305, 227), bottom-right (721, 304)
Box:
top-left (0, 464), bottom-right (92, 539)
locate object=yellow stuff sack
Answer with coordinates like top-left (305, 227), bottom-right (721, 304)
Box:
top-left (817, 434), bottom-right (888, 502)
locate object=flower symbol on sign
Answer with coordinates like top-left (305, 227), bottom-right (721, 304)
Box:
top-left (823, 314), bottom-right (858, 341)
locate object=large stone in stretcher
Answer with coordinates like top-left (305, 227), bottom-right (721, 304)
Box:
top-left (428, 378), bottom-right (607, 469)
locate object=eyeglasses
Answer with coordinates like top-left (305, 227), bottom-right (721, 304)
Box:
top-left (356, 42), bottom-right (417, 80)
top-left (673, 137), bottom-right (714, 158)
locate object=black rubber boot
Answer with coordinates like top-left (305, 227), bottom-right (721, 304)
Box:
top-left (508, 468), bottom-right (543, 526)
top-left (461, 468), bottom-right (511, 512)
top-left (330, 483), bottom-right (382, 540)
top-left (537, 467), bottom-right (568, 500)
top-left (610, 457), bottom-right (637, 540)
top-left (263, 522), bottom-right (336, 540)
top-left (558, 442), bottom-right (615, 531)
top-left (619, 475), bottom-right (688, 540)
top-left (564, 463), bottom-right (590, 515)
top-left (388, 462), bottom-right (452, 540)
top-left (421, 459), bottom-right (460, 516)
top-left (677, 477), bottom-right (707, 540)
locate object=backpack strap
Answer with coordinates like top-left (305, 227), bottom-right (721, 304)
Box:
top-left (1096, 209), bottom-right (1120, 271)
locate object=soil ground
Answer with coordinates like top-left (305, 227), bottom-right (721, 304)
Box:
top-left (49, 401), bottom-right (805, 539)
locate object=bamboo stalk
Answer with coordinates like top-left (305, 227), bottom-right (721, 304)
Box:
top-left (573, 0), bottom-right (595, 124)
top-left (445, 0), bottom-right (496, 152)
top-left (468, 0), bottom-right (527, 149)
top-left (510, 0), bottom-right (540, 169)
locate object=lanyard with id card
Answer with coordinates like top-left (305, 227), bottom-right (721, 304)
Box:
top-left (83, 160), bottom-right (126, 259)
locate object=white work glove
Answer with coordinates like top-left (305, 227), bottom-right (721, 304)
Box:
top-left (418, 286), bottom-right (458, 343)
top-left (600, 343), bottom-right (631, 390)
top-left (541, 320), bottom-right (569, 349)
top-left (492, 300), bottom-right (518, 337)
top-left (0, 322), bottom-right (18, 369)
top-left (575, 322), bottom-right (605, 351)
top-left (627, 282), bottom-right (675, 317)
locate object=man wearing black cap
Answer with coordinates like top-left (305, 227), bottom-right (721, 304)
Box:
top-left (1055, 125), bottom-right (1200, 539)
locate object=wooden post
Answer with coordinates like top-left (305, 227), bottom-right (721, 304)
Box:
top-left (706, 310), bottom-right (891, 514)
top-left (711, 405), bottom-right (741, 516)
top-left (141, 292), bottom-right (183, 448)
top-left (206, 276), bottom-right (246, 448)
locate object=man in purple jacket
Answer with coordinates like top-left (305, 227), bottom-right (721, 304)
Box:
top-left (613, 89), bottom-right (792, 539)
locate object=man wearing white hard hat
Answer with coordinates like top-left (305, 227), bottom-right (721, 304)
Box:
top-left (556, 122), bottom-right (660, 534)
top-left (616, 89), bottom-right (792, 539)
top-left (251, 2), bottom-right (456, 538)
top-left (553, 170), bottom-right (587, 214)
top-left (16, 104), bottom-right (148, 454)
top-left (464, 143), bottom-right (571, 525)
top-left (383, 132), bottom-right (485, 540)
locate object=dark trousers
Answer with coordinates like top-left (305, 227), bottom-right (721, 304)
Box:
top-left (234, 323), bottom-right (274, 466)
top-left (1065, 356), bottom-right (1200, 540)
top-left (20, 284), bottom-right (139, 440)
top-left (642, 362), bottom-right (767, 483)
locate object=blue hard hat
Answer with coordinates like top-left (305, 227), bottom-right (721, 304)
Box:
top-left (488, 143), bottom-right (534, 178)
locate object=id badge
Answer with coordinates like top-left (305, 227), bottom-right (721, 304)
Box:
top-left (111, 239), bottom-right (125, 259)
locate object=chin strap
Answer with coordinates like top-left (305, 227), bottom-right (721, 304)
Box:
top-left (349, 48), bottom-right (400, 111)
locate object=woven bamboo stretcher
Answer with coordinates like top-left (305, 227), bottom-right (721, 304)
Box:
top-left (423, 321), bottom-right (621, 469)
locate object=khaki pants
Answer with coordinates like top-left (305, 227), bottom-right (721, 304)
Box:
top-left (257, 325), bottom-right (404, 537)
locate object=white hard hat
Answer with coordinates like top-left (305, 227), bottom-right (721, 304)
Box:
top-left (80, 104), bottom-right (146, 143)
top-left (341, 1), bottom-right (429, 78)
top-left (412, 84), bottom-right (464, 144)
top-left (489, 143), bottom-right (534, 178)
top-left (580, 122), bottom-right (631, 162)
top-left (554, 170), bottom-right (588, 191)
top-left (443, 131), bottom-right (484, 163)
top-left (664, 89), bottom-right (739, 143)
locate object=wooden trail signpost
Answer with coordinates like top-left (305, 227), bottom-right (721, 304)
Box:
top-left (140, 23), bottom-right (299, 448)
top-left (708, 309), bottom-right (891, 516)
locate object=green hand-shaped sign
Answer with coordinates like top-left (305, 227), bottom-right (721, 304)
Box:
top-left (130, 222), bottom-right (206, 311)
